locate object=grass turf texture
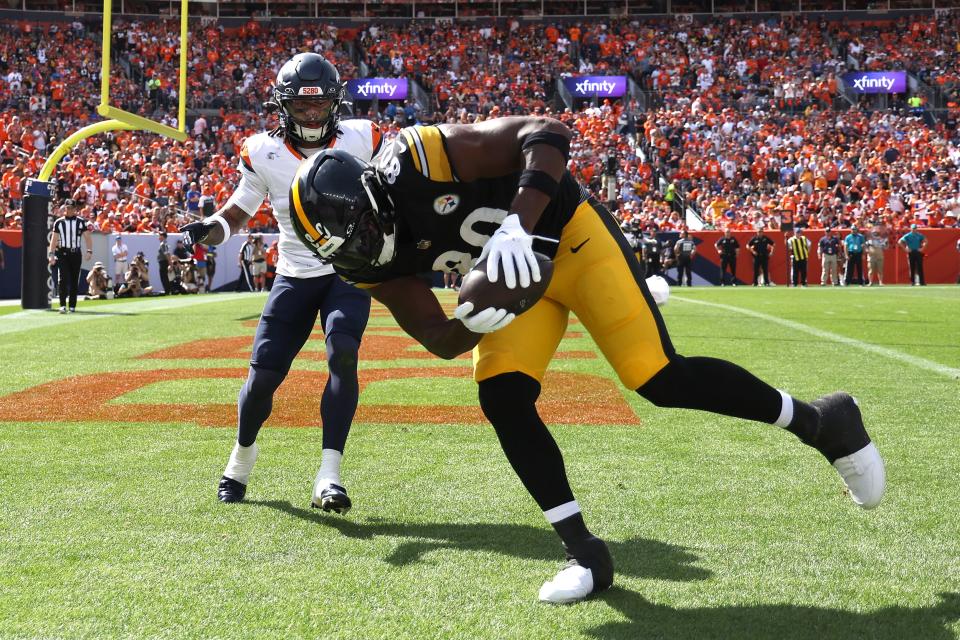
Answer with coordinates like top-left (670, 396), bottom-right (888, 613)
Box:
top-left (1, 286), bottom-right (958, 640)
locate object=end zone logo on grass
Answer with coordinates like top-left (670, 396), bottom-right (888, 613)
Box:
top-left (842, 71), bottom-right (906, 94)
top-left (563, 75), bottom-right (627, 98)
top-left (346, 78), bottom-right (408, 100)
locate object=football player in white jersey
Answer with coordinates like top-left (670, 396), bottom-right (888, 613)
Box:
top-left (181, 53), bottom-right (384, 512)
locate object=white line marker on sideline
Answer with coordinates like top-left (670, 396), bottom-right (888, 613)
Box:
top-left (672, 295), bottom-right (960, 380)
top-left (0, 293), bottom-right (257, 336)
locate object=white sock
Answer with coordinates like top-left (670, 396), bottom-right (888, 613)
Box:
top-left (316, 448), bottom-right (343, 487)
top-left (223, 442), bottom-right (258, 484)
top-left (774, 390), bottom-right (794, 428)
top-left (543, 500), bottom-right (581, 524)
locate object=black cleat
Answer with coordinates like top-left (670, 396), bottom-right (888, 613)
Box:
top-left (539, 536), bottom-right (614, 603)
top-left (311, 483), bottom-right (352, 515)
top-left (217, 475), bottom-right (247, 503)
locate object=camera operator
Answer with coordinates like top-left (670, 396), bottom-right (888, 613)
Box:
top-left (116, 252), bottom-right (153, 298)
top-left (85, 261), bottom-right (111, 300)
top-left (166, 258), bottom-right (184, 295)
top-left (179, 258), bottom-right (200, 294)
top-left (133, 252), bottom-right (154, 295)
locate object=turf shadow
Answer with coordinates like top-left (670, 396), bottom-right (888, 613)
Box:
top-left (245, 499), bottom-right (710, 583)
top-left (588, 588), bottom-right (960, 640)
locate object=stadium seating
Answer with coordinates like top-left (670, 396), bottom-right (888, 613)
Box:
top-left (0, 15), bottom-right (958, 234)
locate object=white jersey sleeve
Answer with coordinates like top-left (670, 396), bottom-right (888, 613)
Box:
top-left (225, 137), bottom-right (269, 217)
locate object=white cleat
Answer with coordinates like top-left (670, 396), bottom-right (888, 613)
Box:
top-left (810, 392), bottom-right (885, 509)
top-left (832, 442), bottom-right (885, 510)
top-left (539, 564), bottom-right (595, 605)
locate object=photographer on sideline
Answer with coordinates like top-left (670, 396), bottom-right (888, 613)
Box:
top-left (85, 262), bottom-right (111, 300)
top-left (116, 252), bottom-right (153, 298)
top-left (179, 258), bottom-right (200, 294)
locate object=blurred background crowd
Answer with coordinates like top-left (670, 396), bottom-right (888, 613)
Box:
top-left (1, 12), bottom-right (960, 240)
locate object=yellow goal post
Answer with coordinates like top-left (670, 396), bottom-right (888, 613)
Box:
top-left (37, 0), bottom-right (189, 182)
top-left (23, 0), bottom-right (190, 309)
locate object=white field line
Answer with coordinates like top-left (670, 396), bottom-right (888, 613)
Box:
top-left (0, 293), bottom-right (258, 336)
top-left (672, 295), bottom-right (960, 380)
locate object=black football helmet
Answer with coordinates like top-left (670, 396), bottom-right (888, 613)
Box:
top-left (290, 149), bottom-right (397, 272)
top-left (271, 53), bottom-right (345, 145)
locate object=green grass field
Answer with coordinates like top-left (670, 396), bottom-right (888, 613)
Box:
top-left (1, 286), bottom-right (958, 640)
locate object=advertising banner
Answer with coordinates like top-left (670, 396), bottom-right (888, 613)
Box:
top-left (563, 76), bottom-right (627, 98)
top-left (842, 71), bottom-right (907, 94)
top-left (345, 78), bottom-right (408, 101)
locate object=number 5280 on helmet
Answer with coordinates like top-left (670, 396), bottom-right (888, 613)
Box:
top-left (289, 149), bottom-right (397, 272)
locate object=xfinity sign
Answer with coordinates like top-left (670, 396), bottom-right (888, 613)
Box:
top-left (842, 71), bottom-right (906, 94)
top-left (564, 75), bottom-right (627, 98)
top-left (346, 78), bottom-right (409, 100)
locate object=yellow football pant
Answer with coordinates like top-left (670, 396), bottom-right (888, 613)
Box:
top-left (474, 200), bottom-right (674, 389)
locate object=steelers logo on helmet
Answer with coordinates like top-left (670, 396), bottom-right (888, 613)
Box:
top-left (272, 53), bottom-right (345, 145)
top-left (290, 150), bottom-right (398, 273)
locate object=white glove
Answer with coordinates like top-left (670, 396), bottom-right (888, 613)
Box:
top-left (479, 214), bottom-right (541, 290)
top-left (454, 302), bottom-right (516, 334)
top-left (645, 275), bottom-right (669, 307)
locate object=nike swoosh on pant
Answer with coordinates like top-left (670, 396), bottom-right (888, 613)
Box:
top-left (571, 239), bottom-right (590, 253)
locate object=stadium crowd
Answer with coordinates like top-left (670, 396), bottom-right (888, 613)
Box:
top-left (1, 14), bottom-right (959, 238)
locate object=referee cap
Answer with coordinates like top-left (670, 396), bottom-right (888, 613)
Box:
top-left (63, 198), bottom-right (78, 206)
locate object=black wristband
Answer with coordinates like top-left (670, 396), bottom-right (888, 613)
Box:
top-left (518, 169), bottom-right (560, 198)
top-left (520, 131), bottom-right (571, 160)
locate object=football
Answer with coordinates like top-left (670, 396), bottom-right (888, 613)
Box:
top-left (457, 252), bottom-right (554, 316)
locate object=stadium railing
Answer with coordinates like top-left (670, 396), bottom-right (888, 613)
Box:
top-left (4, 2), bottom-right (956, 19)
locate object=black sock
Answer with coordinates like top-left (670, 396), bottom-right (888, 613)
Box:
top-left (551, 512), bottom-right (593, 550)
top-left (785, 399), bottom-right (820, 447)
top-left (638, 356), bottom-right (783, 422)
top-left (638, 356), bottom-right (823, 448)
top-left (478, 373), bottom-right (576, 512)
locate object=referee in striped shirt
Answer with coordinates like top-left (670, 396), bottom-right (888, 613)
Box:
top-left (47, 198), bottom-right (93, 313)
top-left (786, 227), bottom-right (811, 287)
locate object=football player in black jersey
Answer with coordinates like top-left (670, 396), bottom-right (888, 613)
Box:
top-left (289, 117), bottom-right (886, 604)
